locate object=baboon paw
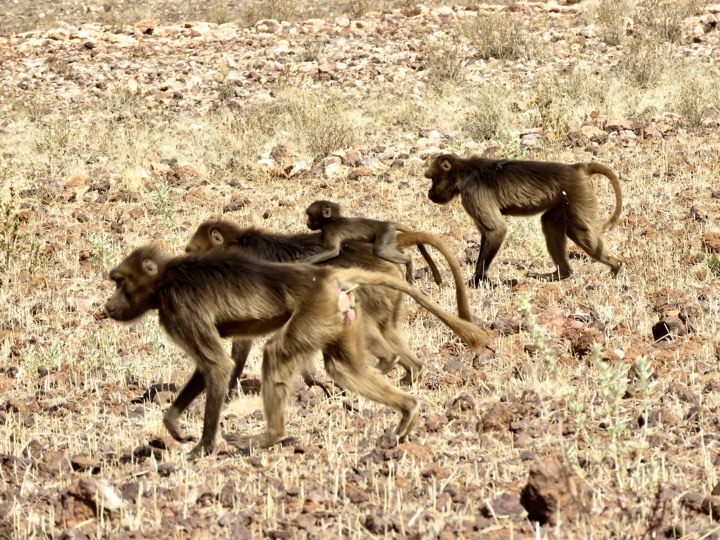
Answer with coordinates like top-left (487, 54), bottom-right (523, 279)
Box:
top-left (399, 368), bottom-right (423, 387)
top-left (187, 442), bottom-right (213, 460)
top-left (164, 419), bottom-right (196, 444)
top-left (396, 401), bottom-right (420, 440)
top-left (611, 261), bottom-right (624, 277)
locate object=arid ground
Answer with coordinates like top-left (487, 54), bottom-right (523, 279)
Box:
top-left (2, 0), bottom-right (720, 538)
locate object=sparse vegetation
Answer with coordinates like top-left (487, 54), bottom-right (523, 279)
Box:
top-left (457, 11), bottom-right (539, 61)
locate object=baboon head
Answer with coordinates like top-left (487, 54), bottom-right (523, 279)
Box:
top-left (105, 245), bottom-right (165, 321)
top-left (306, 200), bottom-right (341, 230)
top-left (425, 154), bottom-right (460, 205)
top-left (186, 221), bottom-right (239, 253)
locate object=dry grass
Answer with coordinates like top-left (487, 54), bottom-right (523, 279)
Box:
top-left (2, 0), bottom-right (720, 538)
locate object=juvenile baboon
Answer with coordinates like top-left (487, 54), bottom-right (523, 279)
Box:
top-left (104, 246), bottom-right (489, 455)
top-left (186, 220), bottom-right (474, 385)
top-left (303, 200), bottom-right (439, 284)
top-left (425, 153), bottom-right (624, 286)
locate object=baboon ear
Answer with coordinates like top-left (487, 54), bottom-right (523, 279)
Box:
top-left (142, 258), bottom-right (158, 276)
top-left (322, 205), bottom-right (332, 219)
top-left (440, 159), bottom-right (452, 172)
top-left (211, 229), bottom-right (224, 245)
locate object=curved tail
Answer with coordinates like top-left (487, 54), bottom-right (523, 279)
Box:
top-left (331, 268), bottom-right (490, 353)
top-left (585, 162), bottom-right (622, 232)
top-left (397, 231), bottom-right (473, 321)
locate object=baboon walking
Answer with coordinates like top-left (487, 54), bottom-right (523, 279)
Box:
top-left (105, 246), bottom-right (489, 456)
top-left (425, 153), bottom-right (624, 286)
top-left (303, 200), bottom-right (438, 284)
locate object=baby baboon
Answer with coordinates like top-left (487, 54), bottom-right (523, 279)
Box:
top-left (105, 246), bottom-right (489, 455)
top-left (425, 153), bottom-right (624, 286)
top-left (303, 200), bottom-right (437, 284)
top-left (186, 220), bottom-right (474, 386)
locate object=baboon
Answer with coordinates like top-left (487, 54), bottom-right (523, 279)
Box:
top-left (425, 153), bottom-right (624, 286)
top-left (104, 246), bottom-right (489, 455)
top-left (303, 200), bottom-right (440, 284)
top-left (186, 220), bottom-right (474, 386)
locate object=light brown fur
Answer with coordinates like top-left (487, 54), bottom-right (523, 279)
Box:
top-left (186, 221), bottom-right (473, 387)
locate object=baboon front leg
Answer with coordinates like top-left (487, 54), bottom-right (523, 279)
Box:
top-left (189, 362), bottom-right (233, 458)
top-left (163, 369), bottom-right (204, 444)
top-left (528, 206), bottom-right (572, 281)
top-left (472, 220), bottom-right (507, 287)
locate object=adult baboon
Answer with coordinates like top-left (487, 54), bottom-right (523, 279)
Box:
top-left (104, 246), bottom-right (489, 455)
top-left (303, 199), bottom-right (437, 284)
top-left (425, 153), bottom-right (623, 286)
top-left (186, 220), bottom-right (474, 385)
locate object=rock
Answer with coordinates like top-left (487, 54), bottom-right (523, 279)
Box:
top-left (481, 492), bottom-right (525, 518)
top-left (70, 455), bottom-right (101, 473)
top-left (256, 20), bottom-right (282, 34)
top-left (702, 232), bottom-right (720, 253)
top-left (492, 316), bottom-right (520, 335)
top-left (652, 317), bottom-right (686, 341)
top-left (520, 456), bottom-right (592, 525)
top-left (56, 478), bottom-right (123, 527)
top-left (480, 402), bottom-right (512, 432)
top-left (571, 328), bottom-right (603, 358)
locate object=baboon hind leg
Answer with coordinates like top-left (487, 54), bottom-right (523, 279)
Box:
top-left (567, 224), bottom-right (624, 277)
top-left (324, 338), bottom-right (419, 441)
top-left (528, 206), bottom-right (572, 282)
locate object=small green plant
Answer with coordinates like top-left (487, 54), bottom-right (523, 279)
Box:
top-left (87, 232), bottom-right (113, 268)
top-left (242, 0), bottom-right (296, 24)
top-left (153, 181), bottom-right (177, 227)
top-left (672, 66), bottom-right (719, 127)
top-left (0, 188), bottom-right (24, 269)
top-left (423, 39), bottom-right (466, 94)
top-left (622, 37), bottom-right (673, 89)
top-left (457, 12), bottom-right (538, 61)
top-left (635, 0), bottom-right (703, 43)
top-left (300, 38), bottom-right (326, 63)
top-left (463, 85), bottom-right (512, 141)
top-left (288, 97), bottom-right (357, 160)
top-left (208, 6), bottom-right (233, 25)
top-left (708, 253), bottom-right (720, 276)
top-left (517, 297), bottom-right (557, 376)
top-left (595, 0), bottom-right (635, 46)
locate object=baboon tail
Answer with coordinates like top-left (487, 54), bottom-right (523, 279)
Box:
top-left (585, 162), bottom-right (622, 232)
top-left (331, 268), bottom-right (489, 353)
top-left (397, 231), bottom-right (473, 321)
top-left (393, 225), bottom-right (443, 286)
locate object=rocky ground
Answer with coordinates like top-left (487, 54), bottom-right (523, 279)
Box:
top-left (3, 1), bottom-right (720, 538)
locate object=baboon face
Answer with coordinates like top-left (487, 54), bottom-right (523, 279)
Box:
top-left (104, 247), bottom-right (162, 322)
top-left (425, 156), bottom-right (458, 205)
top-left (186, 222), bottom-right (231, 253)
top-left (306, 200), bottom-right (338, 231)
